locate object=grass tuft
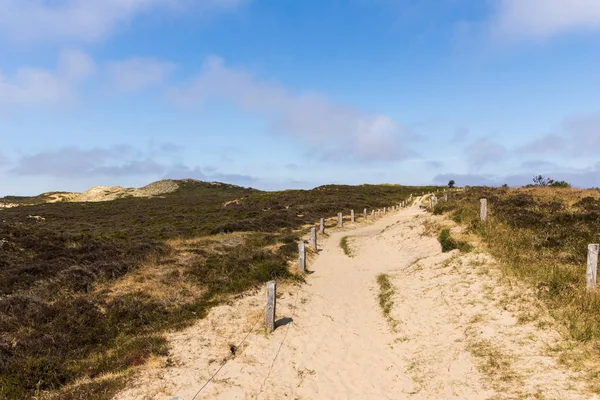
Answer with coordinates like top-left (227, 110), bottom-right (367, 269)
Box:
top-left (340, 236), bottom-right (353, 257)
top-left (376, 273), bottom-right (398, 330)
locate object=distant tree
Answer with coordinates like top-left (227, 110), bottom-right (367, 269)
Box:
top-left (532, 175), bottom-right (571, 188)
top-left (448, 180), bottom-right (456, 188)
top-left (550, 180), bottom-right (571, 188)
top-left (533, 175), bottom-right (553, 187)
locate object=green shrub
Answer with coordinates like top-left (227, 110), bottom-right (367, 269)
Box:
top-left (340, 236), bottom-right (353, 257)
top-left (438, 229), bottom-right (472, 253)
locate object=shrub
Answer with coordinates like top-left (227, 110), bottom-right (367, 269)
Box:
top-left (438, 229), bottom-right (472, 253)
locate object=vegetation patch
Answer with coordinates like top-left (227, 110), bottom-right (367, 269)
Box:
top-left (436, 185), bottom-right (600, 385)
top-left (438, 228), bottom-right (473, 253)
top-left (467, 339), bottom-right (519, 385)
top-left (339, 236), bottom-right (353, 257)
top-left (376, 273), bottom-right (398, 330)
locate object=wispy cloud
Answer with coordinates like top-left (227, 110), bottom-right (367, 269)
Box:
top-left (0, 152), bottom-right (10, 166)
top-left (464, 137), bottom-right (507, 168)
top-left (106, 58), bottom-right (175, 91)
top-left (8, 144), bottom-right (257, 186)
top-left (518, 112), bottom-right (600, 155)
top-left (0, 0), bottom-right (249, 43)
top-left (492, 0), bottom-right (600, 40)
top-left (0, 49), bottom-right (95, 106)
top-left (172, 56), bottom-right (419, 162)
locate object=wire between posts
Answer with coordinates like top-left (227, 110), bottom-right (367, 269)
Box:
top-left (189, 312), bottom-right (263, 400)
top-left (255, 285), bottom-right (302, 399)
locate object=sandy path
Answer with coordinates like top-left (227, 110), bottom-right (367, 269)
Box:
top-left (116, 201), bottom-right (595, 400)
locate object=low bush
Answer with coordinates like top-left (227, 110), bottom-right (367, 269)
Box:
top-left (438, 229), bottom-right (473, 253)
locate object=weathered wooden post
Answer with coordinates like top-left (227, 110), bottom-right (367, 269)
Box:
top-left (371, 210), bottom-right (375, 218)
top-left (320, 218), bottom-right (325, 234)
top-left (378, 209), bottom-right (381, 217)
top-left (480, 198), bottom-right (488, 222)
top-left (383, 207), bottom-right (386, 214)
top-left (266, 281), bottom-right (276, 333)
top-left (587, 244), bottom-right (599, 293)
top-left (338, 212), bottom-right (343, 227)
top-left (351, 209), bottom-right (355, 223)
top-left (310, 227), bottom-right (317, 250)
top-left (363, 208), bottom-right (367, 219)
top-left (298, 242), bottom-right (306, 271)
top-left (444, 193), bottom-right (448, 202)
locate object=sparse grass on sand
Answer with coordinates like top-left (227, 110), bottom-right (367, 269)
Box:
top-left (340, 236), bottom-right (353, 257)
top-left (376, 273), bottom-right (398, 330)
top-left (435, 186), bottom-right (600, 385)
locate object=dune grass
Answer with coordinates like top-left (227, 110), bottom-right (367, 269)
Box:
top-left (340, 236), bottom-right (353, 257)
top-left (376, 273), bottom-right (398, 330)
top-left (435, 186), bottom-right (600, 350)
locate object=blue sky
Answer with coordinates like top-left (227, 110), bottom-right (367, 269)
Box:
top-left (1, 0), bottom-right (600, 195)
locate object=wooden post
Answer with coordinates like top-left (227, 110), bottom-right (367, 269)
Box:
top-left (444, 193), bottom-right (448, 202)
top-left (338, 212), bottom-right (343, 227)
top-left (320, 218), bottom-right (325, 234)
top-left (351, 209), bottom-right (355, 223)
top-left (266, 281), bottom-right (276, 333)
top-left (383, 207), bottom-right (386, 214)
top-left (378, 209), bottom-right (381, 217)
top-left (298, 242), bottom-right (306, 271)
top-left (310, 227), bottom-right (317, 250)
top-left (480, 198), bottom-right (488, 222)
top-left (587, 244), bottom-right (599, 293)
top-left (371, 210), bottom-right (375, 218)
top-left (363, 208), bottom-right (367, 219)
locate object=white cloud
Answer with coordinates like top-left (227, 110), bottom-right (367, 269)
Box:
top-left (0, 0), bottom-right (248, 43)
top-left (464, 137), bottom-right (506, 168)
top-left (493, 0), bottom-right (600, 39)
top-left (106, 58), bottom-right (175, 91)
top-left (173, 57), bottom-right (418, 162)
top-left (0, 49), bottom-right (95, 105)
top-left (518, 112), bottom-right (600, 155)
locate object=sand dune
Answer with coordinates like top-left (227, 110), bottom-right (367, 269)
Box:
top-left (116, 199), bottom-right (596, 400)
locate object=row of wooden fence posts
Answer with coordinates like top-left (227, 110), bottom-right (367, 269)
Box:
top-left (266, 198), bottom-right (413, 332)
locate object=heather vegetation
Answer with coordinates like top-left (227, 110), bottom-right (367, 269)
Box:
top-left (434, 186), bottom-right (600, 346)
top-left (0, 180), bottom-right (431, 399)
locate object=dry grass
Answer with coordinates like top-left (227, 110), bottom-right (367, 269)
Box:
top-left (376, 273), bottom-right (399, 331)
top-left (436, 186), bottom-right (600, 387)
top-left (340, 236), bottom-right (353, 257)
top-left (467, 339), bottom-right (520, 385)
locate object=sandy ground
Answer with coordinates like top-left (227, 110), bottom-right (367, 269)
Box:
top-left (115, 199), bottom-right (597, 400)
